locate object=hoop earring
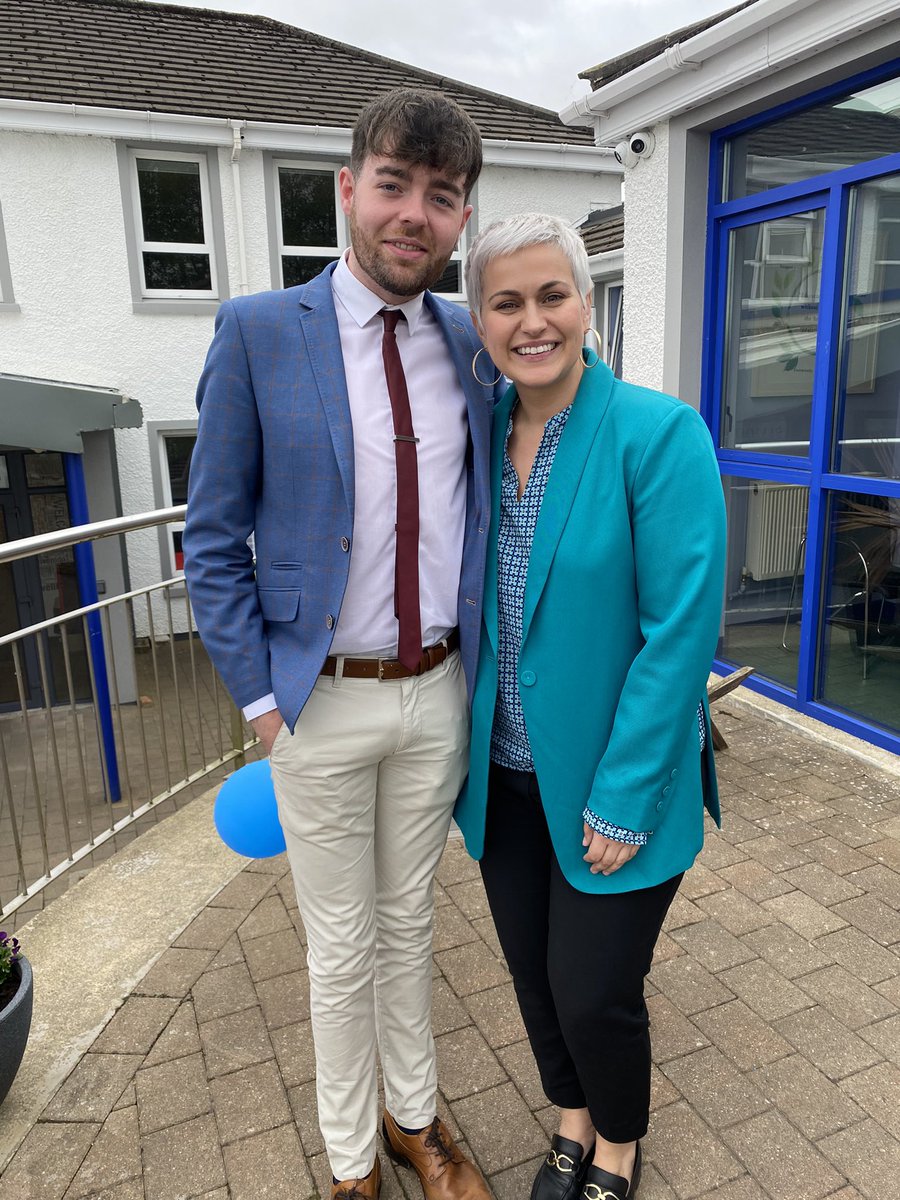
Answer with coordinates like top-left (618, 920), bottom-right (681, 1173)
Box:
top-left (582, 327), bottom-right (602, 369)
top-left (471, 346), bottom-right (503, 386)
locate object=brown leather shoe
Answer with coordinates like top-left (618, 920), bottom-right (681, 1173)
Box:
top-left (382, 1111), bottom-right (491, 1198)
top-left (331, 1157), bottom-right (381, 1199)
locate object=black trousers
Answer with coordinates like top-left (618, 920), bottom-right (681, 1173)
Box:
top-left (480, 764), bottom-right (682, 1143)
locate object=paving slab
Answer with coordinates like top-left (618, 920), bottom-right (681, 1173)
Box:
top-left (3, 690), bottom-right (900, 1200)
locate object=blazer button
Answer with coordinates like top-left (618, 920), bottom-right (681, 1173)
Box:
top-left (670, 768), bottom-right (679, 780)
top-left (325, 614), bottom-right (334, 629)
top-left (521, 670), bottom-right (536, 686)
top-left (662, 785), bottom-right (671, 797)
top-left (340, 536), bottom-right (350, 552)
top-left (656, 801), bottom-right (664, 811)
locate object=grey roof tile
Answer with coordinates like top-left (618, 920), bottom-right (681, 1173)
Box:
top-left (0, 0), bottom-right (593, 145)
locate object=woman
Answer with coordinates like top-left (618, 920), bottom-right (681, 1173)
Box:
top-left (454, 214), bottom-right (726, 1200)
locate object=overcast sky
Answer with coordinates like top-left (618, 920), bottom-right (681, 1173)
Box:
top-left (159, 0), bottom-right (738, 111)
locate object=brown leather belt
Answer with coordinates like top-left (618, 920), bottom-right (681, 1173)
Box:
top-left (320, 629), bottom-right (460, 681)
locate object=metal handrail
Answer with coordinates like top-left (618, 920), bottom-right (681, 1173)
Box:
top-left (0, 504), bottom-right (186, 565)
top-left (0, 506), bottom-right (252, 923)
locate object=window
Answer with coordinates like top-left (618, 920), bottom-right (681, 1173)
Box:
top-left (148, 423), bottom-right (196, 576)
top-left (707, 60), bottom-right (900, 751)
top-left (118, 145), bottom-right (227, 312)
top-left (0, 198), bottom-right (17, 310)
top-left (274, 161), bottom-right (345, 287)
top-left (603, 283), bottom-right (624, 378)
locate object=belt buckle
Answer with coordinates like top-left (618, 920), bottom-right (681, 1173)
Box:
top-left (377, 658), bottom-right (387, 681)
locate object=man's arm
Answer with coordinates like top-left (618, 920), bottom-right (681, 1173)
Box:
top-left (183, 300), bottom-right (276, 714)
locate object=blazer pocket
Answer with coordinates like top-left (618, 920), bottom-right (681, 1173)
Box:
top-left (257, 587), bottom-right (301, 623)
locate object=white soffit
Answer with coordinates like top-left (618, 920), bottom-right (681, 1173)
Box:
top-left (561, 0), bottom-right (900, 144)
top-left (0, 98), bottom-right (620, 174)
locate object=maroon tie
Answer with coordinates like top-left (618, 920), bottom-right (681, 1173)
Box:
top-left (381, 309), bottom-right (422, 670)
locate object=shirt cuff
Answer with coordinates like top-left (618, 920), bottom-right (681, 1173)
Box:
top-left (242, 693), bottom-right (278, 721)
top-left (582, 808), bottom-right (650, 846)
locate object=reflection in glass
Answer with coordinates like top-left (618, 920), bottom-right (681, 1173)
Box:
top-left (724, 72), bottom-right (900, 200)
top-left (720, 211), bottom-right (824, 457)
top-left (279, 168), bottom-right (338, 247)
top-left (143, 252), bottom-right (212, 292)
top-left (832, 174), bottom-right (900, 480)
top-left (431, 260), bottom-right (461, 294)
top-left (137, 158), bottom-right (204, 244)
top-left (282, 255), bottom-right (339, 287)
top-left (819, 490), bottom-right (900, 735)
top-left (0, 507), bottom-right (19, 705)
top-left (719, 476), bottom-right (809, 690)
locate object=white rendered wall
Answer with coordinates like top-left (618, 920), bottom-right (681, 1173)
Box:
top-left (477, 165), bottom-right (620, 232)
top-left (620, 121), bottom-right (670, 394)
top-left (0, 129), bottom-right (614, 600)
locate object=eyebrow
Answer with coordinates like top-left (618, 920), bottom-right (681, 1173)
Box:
top-left (373, 164), bottom-right (464, 199)
top-left (487, 279), bottom-right (571, 302)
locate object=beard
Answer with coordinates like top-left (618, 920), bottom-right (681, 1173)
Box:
top-left (348, 209), bottom-right (452, 298)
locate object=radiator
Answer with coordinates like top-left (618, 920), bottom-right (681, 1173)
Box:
top-left (744, 482), bottom-right (808, 582)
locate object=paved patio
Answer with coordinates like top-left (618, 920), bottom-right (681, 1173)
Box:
top-left (1, 691), bottom-right (899, 1200)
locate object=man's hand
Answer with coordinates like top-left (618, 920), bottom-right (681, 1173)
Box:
top-left (251, 709), bottom-right (285, 756)
top-left (582, 826), bottom-right (640, 876)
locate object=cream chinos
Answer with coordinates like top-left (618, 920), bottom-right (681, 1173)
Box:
top-left (268, 650), bottom-right (469, 1181)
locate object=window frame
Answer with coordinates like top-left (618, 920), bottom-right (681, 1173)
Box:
top-left (147, 421), bottom-right (197, 579)
top-left (702, 56), bottom-right (900, 755)
top-left (117, 143), bottom-right (228, 315)
top-left (0, 198), bottom-right (19, 312)
top-left (271, 158), bottom-right (347, 288)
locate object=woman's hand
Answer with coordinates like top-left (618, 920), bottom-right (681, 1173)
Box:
top-left (582, 826), bottom-right (640, 875)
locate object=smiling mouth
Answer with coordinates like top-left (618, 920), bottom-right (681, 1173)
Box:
top-left (386, 239), bottom-right (427, 254)
top-left (514, 343), bottom-right (557, 356)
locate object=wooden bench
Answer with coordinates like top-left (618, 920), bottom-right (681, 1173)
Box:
top-left (707, 666), bottom-right (755, 751)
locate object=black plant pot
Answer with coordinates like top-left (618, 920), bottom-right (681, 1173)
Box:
top-left (0, 955), bottom-right (33, 1108)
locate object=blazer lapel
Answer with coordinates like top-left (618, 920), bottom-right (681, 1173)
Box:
top-left (521, 364), bottom-right (616, 642)
top-left (296, 268), bottom-right (355, 514)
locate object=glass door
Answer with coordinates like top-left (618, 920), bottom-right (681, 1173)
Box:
top-left (715, 199), bottom-right (828, 693)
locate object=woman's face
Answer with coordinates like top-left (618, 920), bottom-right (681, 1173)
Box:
top-left (474, 243), bottom-right (591, 399)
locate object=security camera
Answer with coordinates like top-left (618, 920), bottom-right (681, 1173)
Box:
top-left (613, 130), bottom-right (655, 168)
top-left (614, 140), bottom-right (638, 169)
top-left (628, 130), bottom-right (655, 158)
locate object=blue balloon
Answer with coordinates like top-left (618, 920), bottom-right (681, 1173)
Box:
top-left (214, 760), bottom-right (286, 858)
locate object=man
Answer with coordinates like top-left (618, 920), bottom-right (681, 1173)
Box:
top-left (183, 90), bottom-right (497, 1200)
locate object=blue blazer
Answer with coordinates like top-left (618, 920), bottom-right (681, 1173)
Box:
top-left (454, 362), bottom-right (727, 893)
top-left (183, 264), bottom-right (495, 731)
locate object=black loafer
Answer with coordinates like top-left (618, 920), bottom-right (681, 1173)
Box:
top-left (530, 1134), bottom-right (593, 1200)
top-left (581, 1141), bottom-right (642, 1200)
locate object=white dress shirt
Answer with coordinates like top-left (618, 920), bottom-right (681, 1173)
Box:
top-left (243, 255), bottom-right (469, 720)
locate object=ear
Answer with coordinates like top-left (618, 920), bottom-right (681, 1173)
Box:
top-left (469, 309), bottom-right (485, 342)
top-left (338, 166), bottom-right (355, 217)
top-left (582, 290), bottom-right (594, 330)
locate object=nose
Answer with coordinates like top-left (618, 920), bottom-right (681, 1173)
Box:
top-left (520, 301), bottom-right (547, 334)
top-left (397, 187), bottom-right (428, 227)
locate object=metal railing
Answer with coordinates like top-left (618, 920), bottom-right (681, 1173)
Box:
top-left (1, 507), bottom-right (254, 921)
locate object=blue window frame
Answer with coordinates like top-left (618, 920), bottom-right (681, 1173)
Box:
top-left (703, 57), bottom-right (900, 755)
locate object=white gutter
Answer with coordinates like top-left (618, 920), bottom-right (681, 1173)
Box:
top-left (560, 0), bottom-right (899, 142)
top-left (0, 97), bottom-right (621, 173)
top-left (229, 120), bottom-right (250, 296)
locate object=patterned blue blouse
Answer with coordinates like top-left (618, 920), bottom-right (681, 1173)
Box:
top-left (490, 406), bottom-right (706, 847)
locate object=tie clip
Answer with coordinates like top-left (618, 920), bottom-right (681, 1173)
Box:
top-left (394, 435), bottom-right (420, 443)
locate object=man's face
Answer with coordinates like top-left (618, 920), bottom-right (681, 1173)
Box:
top-left (339, 155), bottom-right (473, 305)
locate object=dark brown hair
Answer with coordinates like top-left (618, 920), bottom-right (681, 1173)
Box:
top-left (350, 89), bottom-right (483, 199)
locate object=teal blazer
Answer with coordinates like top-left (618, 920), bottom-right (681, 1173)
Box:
top-left (454, 362), bottom-right (727, 894)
